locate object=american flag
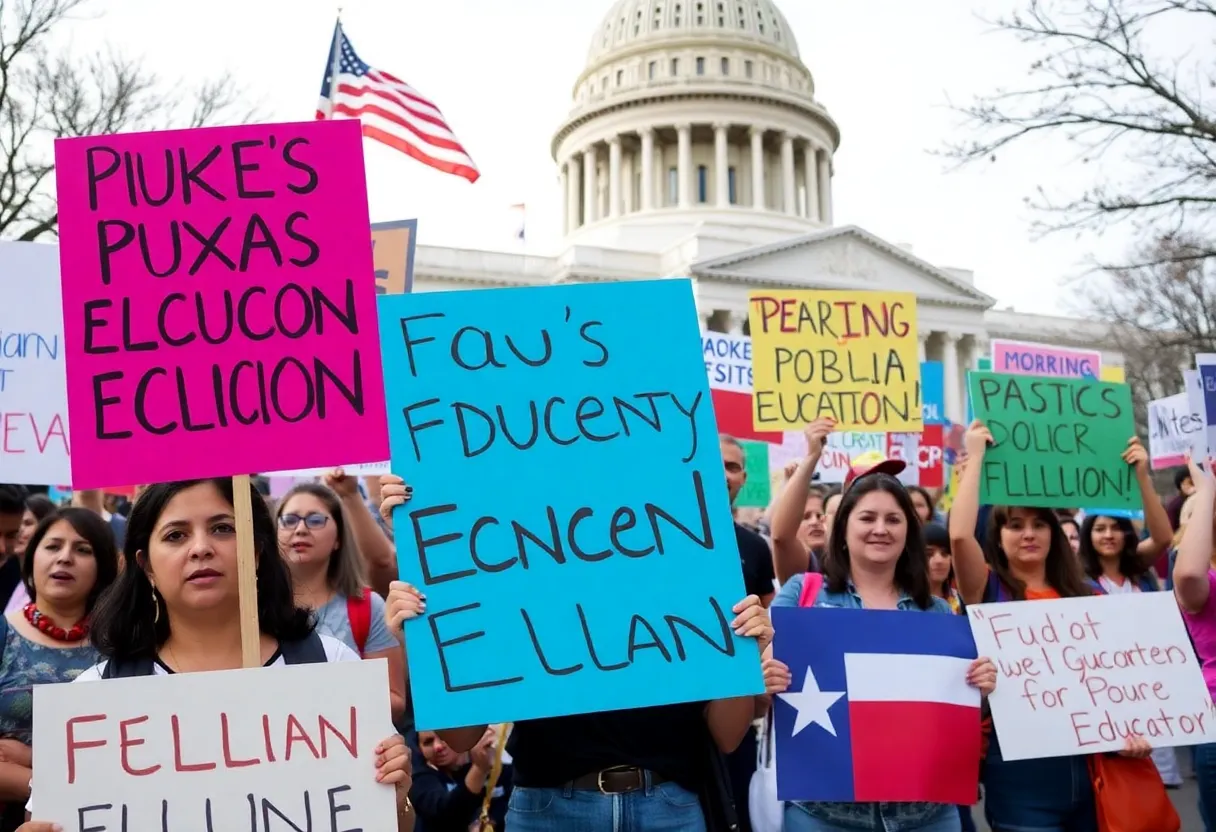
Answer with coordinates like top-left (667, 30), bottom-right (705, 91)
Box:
top-left (316, 22), bottom-right (480, 183)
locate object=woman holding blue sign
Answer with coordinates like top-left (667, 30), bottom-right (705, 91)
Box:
top-left (378, 475), bottom-right (782, 832)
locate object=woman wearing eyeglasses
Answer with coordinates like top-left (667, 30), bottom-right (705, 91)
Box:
top-left (275, 483), bottom-right (406, 723)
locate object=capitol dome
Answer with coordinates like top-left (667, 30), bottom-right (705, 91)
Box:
top-left (552, 0), bottom-right (840, 249)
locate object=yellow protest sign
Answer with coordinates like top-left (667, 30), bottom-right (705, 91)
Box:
top-left (1100, 365), bottom-right (1125, 383)
top-left (748, 290), bottom-right (922, 432)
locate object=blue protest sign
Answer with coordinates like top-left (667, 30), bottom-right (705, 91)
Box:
top-left (921, 361), bottom-right (945, 425)
top-left (379, 279), bottom-right (763, 729)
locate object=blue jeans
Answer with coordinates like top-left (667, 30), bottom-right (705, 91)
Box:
top-left (784, 803), bottom-right (961, 831)
top-left (1195, 742), bottom-right (1216, 831)
top-left (506, 781), bottom-right (707, 832)
top-left (983, 731), bottom-right (1096, 832)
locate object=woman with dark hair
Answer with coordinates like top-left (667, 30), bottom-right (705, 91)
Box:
top-left (276, 481), bottom-right (406, 721)
top-left (907, 485), bottom-right (938, 526)
top-left (1077, 439), bottom-right (1172, 592)
top-left (19, 478), bottom-right (416, 832)
top-left (0, 508), bottom-right (118, 830)
top-left (5, 496), bottom-right (58, 618)
top-left (923, 522), bottom-right (963, 614)
top-left (1058, 516), bottom-right (1081, 555)
top-left (766, 433), bottom-right (996, 832)
top-left (949, 421), bottom-right (1152, 832)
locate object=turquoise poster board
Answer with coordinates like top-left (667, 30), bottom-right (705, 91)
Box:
top-left (379, 278), bottom-right (763, 728)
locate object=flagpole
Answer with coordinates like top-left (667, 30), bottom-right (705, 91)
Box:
top-left (327, 9), bottom-right (344, 117)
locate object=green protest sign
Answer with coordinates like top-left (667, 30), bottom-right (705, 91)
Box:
top-left (736, 440), bottom-right (772, 508)
top-left (967, 372), bottom-right (1140, 510)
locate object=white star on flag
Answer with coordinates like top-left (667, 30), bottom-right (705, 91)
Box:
top-left (778, 665), bottom-right (846, 737)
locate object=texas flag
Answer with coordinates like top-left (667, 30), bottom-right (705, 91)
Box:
top-left (771, 606), bottom-right (982, 804)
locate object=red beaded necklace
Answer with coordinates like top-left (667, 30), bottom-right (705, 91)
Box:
top-left (23, 603), bottom-right (89, 642)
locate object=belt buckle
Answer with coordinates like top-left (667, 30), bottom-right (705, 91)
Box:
top-left (597, 765), bottom-right (638, 795)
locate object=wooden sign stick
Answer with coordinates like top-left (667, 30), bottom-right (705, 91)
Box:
top-left (232, 474), bottom-right (262, 668)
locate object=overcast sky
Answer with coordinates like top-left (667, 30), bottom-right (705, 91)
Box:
top-left (57, 0), bottom-right (1180, 316)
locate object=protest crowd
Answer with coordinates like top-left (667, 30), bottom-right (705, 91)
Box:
top-left (1, 23), bottom-right (1212, 832)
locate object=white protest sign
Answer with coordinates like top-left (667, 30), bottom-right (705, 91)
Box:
top-left (0, 242), bottom-right (71, 485)
top-left (968, 593), bottom-right (1215, 761)
top-left (815, 432), bottom-right (886, 483)
top-left (1186, 369), bottom-right (1210, 464)
top-left (32, 659), bottom-right (398, 828)
top-left (1147, 392), bottom-right (1203, 470)
top-left (885, 433), bottom-right (921, 486)
top-left (701, 331), bottom-right (752, 393)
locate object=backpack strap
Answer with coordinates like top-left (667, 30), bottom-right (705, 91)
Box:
top-left (797, 572), bottom-right (824, 608)
top-left (346, 588), bottom-right (373, 658)
top-left (280, 630), bottom-right (329, 664)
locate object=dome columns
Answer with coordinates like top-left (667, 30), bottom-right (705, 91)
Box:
top-left (558, 123), bottom-right (833, 232)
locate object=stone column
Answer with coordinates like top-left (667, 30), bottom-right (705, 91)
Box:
top-left (780, 133), bottom-right (796, 215)
top-left (677, 123), bottom-right (692, 208)
top-left (818, 151), bottom-right (833, 224)
top-left (582, 145), bottom-right (597, 224)
top-left (942, 332), bottom-right (962, 423)
top-left (608, 136), bottom-right (622, 218)
top-left (917, 330), bottom-right (929, 363)
top-left (726, 310), bottom-right (749, 334)
top-left (559, 163), bottom-right (569, 235)
top-left (750, 127), bottom-right (766, 210)
top-left (714, 123), bottom-right (730, 207)
top-left (622, 151), bottom-right (635, 213)
top-left (804, 142), bottom-right (820, 221)
top-left (640, 128), bottom-right (655, 211)
top-left (566, 155), bottom-right (581, 230)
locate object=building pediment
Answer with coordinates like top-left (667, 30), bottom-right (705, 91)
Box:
top-left (690, 225), bottom-right (996, 309)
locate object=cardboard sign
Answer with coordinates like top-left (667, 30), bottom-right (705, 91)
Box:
top-left (968, 593), bottom-right (1215, 760)
top-left (921, 361), bottom-right (945, 425)
top-left (991, 339), bottom-right (1102, 380)
top-left (379, 279), bottom-right (762, 729)
top-left (54, 120), bottom-right (388, 488)
top-left (1147, 392), bottom-right (1203, 470)
top-left (31, 660), bottom-right (398, 827)
top-left (736, 439), bottom-right (771, 508)
top-left (702, 332), bottom-right (780, 444)
top-left (372, 219), bottom-right (417, 295)
top-left (967, 372), bottom-right (1139, 510)
top-left (0, 243), bottom-right (70, 485)
top-left (748, 291), bottom-right (921, 432)
top-left (815, 432), bottom-right (886, 484)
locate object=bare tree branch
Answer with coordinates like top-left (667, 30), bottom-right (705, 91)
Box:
top-left (0, 0), bottom-right (259, 241)
top-left (943, 0), bottom-right (1216, 262)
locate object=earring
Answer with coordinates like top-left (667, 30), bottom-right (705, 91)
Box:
top-left (150, 583), bottom-right (161, 625)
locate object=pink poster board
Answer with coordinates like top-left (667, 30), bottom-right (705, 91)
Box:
top-left (54, 120), bottom-right (388, 489)
top-left (990, 339), bottom-right (1102, 380)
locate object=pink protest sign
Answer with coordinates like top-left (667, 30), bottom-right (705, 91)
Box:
top-left (990, 339), bottom-right (1102, 380)
top-left (54, 120), bottom-right (388, 489)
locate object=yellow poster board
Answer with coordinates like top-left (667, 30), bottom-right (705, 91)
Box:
top-left (1100, 365), bottom-right (1126, 383)
top-left (748, 290), bottom-right (922, 432)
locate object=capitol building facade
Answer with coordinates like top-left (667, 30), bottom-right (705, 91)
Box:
top-left (409, 0), bottom-right (1120, 424)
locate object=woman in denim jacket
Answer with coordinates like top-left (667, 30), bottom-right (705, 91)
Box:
top-left (769, 437), bottom-right (997, 832)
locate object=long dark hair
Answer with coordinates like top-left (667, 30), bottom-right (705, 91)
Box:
top-left (90, 478), bottom-right (313, 661)
top-left (822, 474), bottom-right (934, 609)
top-left (1078, 514), bottom-right (1150, 584)
top-left (21, 508), bottom-right (119, 611)
top-left (985, 505), bottom-right (1092, 600)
